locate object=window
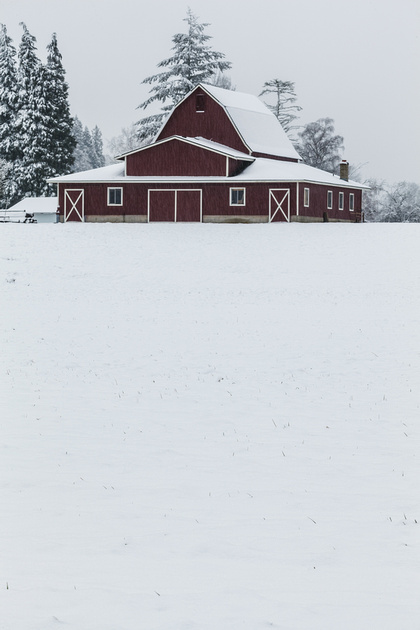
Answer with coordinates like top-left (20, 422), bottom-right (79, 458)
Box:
top-left (230, 188), bottom-right (246, 206)
top-left (108, 187), bottom-right (123, 206)
top-left (349, 193), bottom-right (355, 211)
top-left (196, 94), bottom-right (206, 112)
top-left (304, 187), bottom-right (310, 207)
top-left (327, 190), bottom-right (333, 210)
top-left (338, 192), bottom-right (344, 211)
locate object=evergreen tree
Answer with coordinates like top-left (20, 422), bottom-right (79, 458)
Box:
top-left (0, 24), bottom-right (18, 162)
top-left (259, 79), bottom-right (302, 139)
top-left (44, 33), bottom-right (75, 180)
top-left (136, 9), bottom-right (232, 143)
top-left (11, 23), bottom-right (51, 200)
top-left (92, 126), bottom-right (105, 168)
top-left (0, 24), bottom-right (18, 207)
top-left (72, 117), bottom-right (106, 172)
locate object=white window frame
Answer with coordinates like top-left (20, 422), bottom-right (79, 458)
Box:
top-left (338, 191), bottom-right (344, 211)
top-left (327, 190), bottom-right (333, 210)
top-left (108, 187), bottom-right (123, 206)
top-left (349, 193), bottom-right (355, 211)
top-left (230, 187), bottom-right (246, 206)
top-left (303, 187), bottom-right (310, 208)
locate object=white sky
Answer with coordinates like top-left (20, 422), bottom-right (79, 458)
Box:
top-left (2, 0), bottom-right (420, 184)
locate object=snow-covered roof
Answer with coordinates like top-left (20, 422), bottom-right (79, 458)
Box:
top-left (49, 158), bottom-right (367, 189)
top-left (8, 197), bottom-right (58, 214)
top-left (50, 163), bottom-right (125, 183)
top-left (200, 84), bottom-right (301, 162)
top-left (116, 136), bottom-right (255, 162)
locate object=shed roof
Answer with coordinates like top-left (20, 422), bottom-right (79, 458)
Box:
top-left (8, 197), bottom-right (58, 214)
top-left (198, 84), bottom-right (301, 162)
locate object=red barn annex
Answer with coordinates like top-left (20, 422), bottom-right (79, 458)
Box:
top-left (52, 84), bottom-right (367, 223)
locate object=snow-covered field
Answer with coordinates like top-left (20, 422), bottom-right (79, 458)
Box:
top-left (1, 223), bottom-right (419, 630)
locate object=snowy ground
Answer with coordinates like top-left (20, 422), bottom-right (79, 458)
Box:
top-left (1, 223), bottom-right (419, 630)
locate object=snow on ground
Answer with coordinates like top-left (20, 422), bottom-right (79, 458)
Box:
top-left (0, 223), bottom-right (419, 629)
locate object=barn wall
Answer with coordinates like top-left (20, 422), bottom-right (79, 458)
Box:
top-left (296, 183), bottom-right (363, 222)
top-left (58, 181), bottom-right (362, 223)
top-left (126, 140), bottom-right (228, 177)
top-left (156, 87), bottom-right (250, 155)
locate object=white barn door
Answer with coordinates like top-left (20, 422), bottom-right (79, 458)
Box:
top-left (269, 189), bottom-right (290, 222)
top-left (64, 189), bottom-right (84, 222)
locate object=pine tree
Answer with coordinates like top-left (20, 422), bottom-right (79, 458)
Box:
top-left (259, 79), bottom-right (302, 139)
top-left (136, 9), bottom-right (232, 143)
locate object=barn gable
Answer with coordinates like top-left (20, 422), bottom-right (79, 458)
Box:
top-left (119, 136), bottom-right (254, 177)
top-left (156, 84), bottom-right (301, 162)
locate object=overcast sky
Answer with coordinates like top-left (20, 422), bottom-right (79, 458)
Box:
top-left (2, 0), bottom-right (420, 184)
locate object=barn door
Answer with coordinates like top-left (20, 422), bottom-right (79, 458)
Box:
top-left (269, 189), bottom-right (290, 222)
top-left (176, 190), bottom-right (202, 222)
top-left (148, 190), bottom-right (176, 222)
top-left (64, 189), bottom-right (84, 222)
top-left (148, 189), bottom-right (202, 222)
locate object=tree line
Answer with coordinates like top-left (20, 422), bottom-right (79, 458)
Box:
top-left (0, 23), bottom-right (105, 208)
top-left (1, 13), bottom-right (418, 221)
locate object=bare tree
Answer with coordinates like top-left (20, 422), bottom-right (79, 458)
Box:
top-left (363, 179), bottom-right (420, 222)
top-left (295, 118), bottom-right (344, 174)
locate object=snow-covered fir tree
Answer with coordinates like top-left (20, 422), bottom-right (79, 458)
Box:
top-left (43, 33), bottom-right (75, 181)
top-left (0, 24), bottom-right (18, 207)
top-left (259, 79), bottom-right (302, 139)
top-left (91, 126), bottom-right (105, 168)
top-left (136, 9), bottom-right (232, 143)
top-left (72, 117), bottom-right (106, 172)
top-left (0, 25), bottom-right (18, 161)
top-left (1, 24), bottom-right (76, 205)
top-left (11, 23), bottom-right (52, 200)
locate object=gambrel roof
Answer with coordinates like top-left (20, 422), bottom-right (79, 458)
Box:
top-left (189, 84), bottom-right (301, 162)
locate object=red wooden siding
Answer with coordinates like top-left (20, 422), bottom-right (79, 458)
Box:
top-left (298, 184), bottom-right (363, 221)
top-left (58, 181), bottom-right (362, 223)
top-left (126, 139), bottom-right (228, 177)
top-left (149, 190), bottom-right (175, 221)
top-left (156, 87), bottom-right (250, 155)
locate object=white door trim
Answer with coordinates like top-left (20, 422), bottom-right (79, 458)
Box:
top-left (64, 189), bottom-right (84, 222)
top-left (269, 188), bottom-right (290, 222)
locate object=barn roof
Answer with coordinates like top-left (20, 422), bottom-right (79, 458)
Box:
top-left (50, 159), bottom-right (367, 189)
top-left (198, 84), bottom-right (301, 162)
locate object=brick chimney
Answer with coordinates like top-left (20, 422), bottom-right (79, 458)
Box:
top-left (340, 159), bottom-right (349, 181)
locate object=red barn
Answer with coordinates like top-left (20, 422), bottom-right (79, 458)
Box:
top-left (51, 84), bottom-right (367, 223)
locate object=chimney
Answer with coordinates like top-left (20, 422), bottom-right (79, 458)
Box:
top-left (340, 159), bottom-right (349, 181)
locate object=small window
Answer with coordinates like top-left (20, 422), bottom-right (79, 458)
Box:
top-left (230, 188), bottom-right (246, 206)
top-left (349, 193), bottom-right (355, 211)
top-left (338, 192), bottom-right (344, 211)
top-left (304, 187), bottom-right (310, 207)
top-left (196, 94), bottom-right (206, 112)
top-left (108, 187), bottom-right (123, 206)
top-left (327, 190), bottom-right (333, 210)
